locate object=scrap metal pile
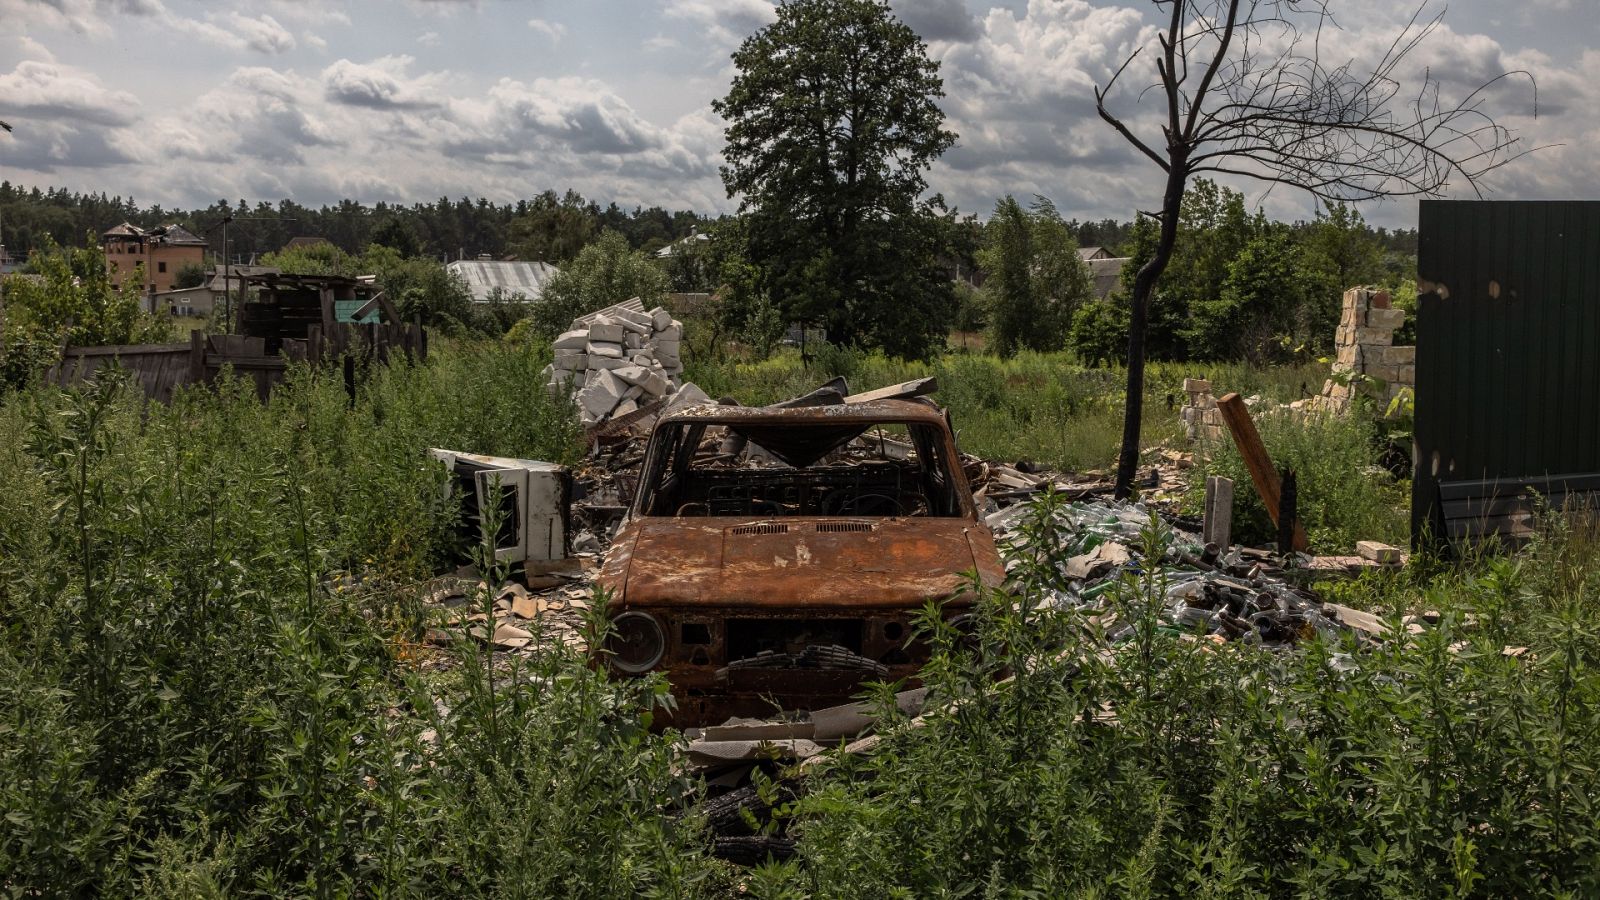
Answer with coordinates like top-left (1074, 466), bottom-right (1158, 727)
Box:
top-left (984, 497), bottom-right (1367, 648)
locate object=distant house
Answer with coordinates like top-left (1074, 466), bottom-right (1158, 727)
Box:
top-left (446, 257), bottom-right (560, 303)
top-left (101, 222), bottom-right (208, 295)
top-left (653, 228), bottom-right (711, 259)
top-left (1086, 256), bottom-right (1130, 300)
top-left (282, 236), bottom-right (333, 252)
top-left (153, 264), bottom-right (280, 318)
top-left (1077, 246), bottom-right (1115, 262)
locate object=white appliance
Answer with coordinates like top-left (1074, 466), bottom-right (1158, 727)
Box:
top-left (429, 449), bottom-right (571, 569)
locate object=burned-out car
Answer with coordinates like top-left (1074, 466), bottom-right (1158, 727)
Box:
top-left (595, 398), bottom-right (1005, 723)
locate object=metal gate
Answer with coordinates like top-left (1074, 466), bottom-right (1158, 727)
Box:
top-left (1413, 200), bottom-right (1600, 545)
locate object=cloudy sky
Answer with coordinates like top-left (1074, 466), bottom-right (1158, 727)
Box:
top-left (1, 0), bottom-right (1592, 227)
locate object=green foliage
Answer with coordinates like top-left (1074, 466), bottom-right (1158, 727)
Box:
top-left (369, 215), bottom-right (422, 258)
top-left (978, 196), bottom-right (1094, 357)
top-left (173, 261), bottom-right (208, 289)
top-left (770, 503), bottom-right (1600, 896)
top-left (259, 240), bottom-right (356, 277)
top-left (507, 189), bottom-right (597, 265)
top-left (360, 244), bottom-right (475, 329)
top-left (2, 236), bottom-right (170, 347)
top-left (0, 343), bottom-right (731, 895)
top-left (1305, 200), bottom-right (1385, 294)
top-left (1068, 296), bottom-right (1131, 366)
top-left (1188, 408), bottom-right (1409, 550)
top-left (714, 0), bottom-right (957, 359)
top-left (1189, 226), bottom-right (1339, 363)
top-left (529, 230), bottom-right (669, 338)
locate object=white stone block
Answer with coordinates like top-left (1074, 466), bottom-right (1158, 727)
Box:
top-left (577, 369), bottom-right (627, 418)
top-left (554, 329), bottom-right (590, 350)
top-left (611, 306), bottom-right (654, 328)
top-left (650, 307), bottom-right (673, 330)
top-left (587, 356), bottom-right (630, 371)
top-left (588, 321), bottom-right (626, 344)
top-left (554, 352), bottom-right (588, 371)
top-left (587, 342), bottom-right (624, 359)
top-left (655, 322), bottom-right (682, 342)
top-left (638, 370), bottom-right (670, 397)
top-left (1366, 308), bottom-right (1406, 330)
top-left (613, 365), bottom-right (650, 386)
top-left (613, 398), bottom-right (638, 418)
top-left (624, 332), bottom-right (642, 350)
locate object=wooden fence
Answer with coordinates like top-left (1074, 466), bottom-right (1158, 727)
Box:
top-left (48, 323), bottom-right (427, 402)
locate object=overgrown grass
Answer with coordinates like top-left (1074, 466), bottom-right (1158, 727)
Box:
top-left (686, 348), bottom-right (1326, 472)
top-left (5, 340), bottom-right (1589, 896)
top-left (0, 343), bottom-right (729, 895)
top-left (1186, 406), bottom-right (1410, 552)
top-left (760, 497), bottom-right (1600, 897)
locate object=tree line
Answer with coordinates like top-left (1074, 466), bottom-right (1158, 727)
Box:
top-left (0, 184), bottom-right (710, 266)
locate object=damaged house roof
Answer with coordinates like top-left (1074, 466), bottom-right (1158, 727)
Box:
top-left (446, 258), bottom-right (560, 303)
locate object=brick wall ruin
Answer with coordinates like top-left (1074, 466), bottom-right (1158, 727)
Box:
top-left (1318, 287), bottom-right (1413, 413)
top-left (1181, 378), bottom-right (1224, 442)
top-left (1180, 286), bottom-right (1415, 442)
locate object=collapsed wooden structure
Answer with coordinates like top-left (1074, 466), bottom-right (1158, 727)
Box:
top-left (48, 273), bottom-right (426, 402)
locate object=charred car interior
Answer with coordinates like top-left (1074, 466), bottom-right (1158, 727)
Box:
top-left (596, 399), bottom-right (1006, 724)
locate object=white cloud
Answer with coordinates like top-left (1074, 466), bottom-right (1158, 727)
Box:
top-left (0, 59), bottom-right (138, 127)
top-left (232, 13), bottom-right (297, 54)
top-left (528, 18), bottom-right (566, 40)
top-left (0, 0), bottom-right (1590, 228)
top-left (0, 59), bottom-right (140, 170)
top-left (664, 0), bottom-right (775, 47)
top-left (0, 0), bottom-right (112, 36)
top-left (322, 56), bottom-right (445, 109)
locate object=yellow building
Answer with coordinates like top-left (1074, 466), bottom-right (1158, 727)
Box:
top-left (101, 222), bottom-right (208, 295)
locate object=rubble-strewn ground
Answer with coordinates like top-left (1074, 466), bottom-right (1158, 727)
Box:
top-left (3, 341), bottom-right (1597, 897)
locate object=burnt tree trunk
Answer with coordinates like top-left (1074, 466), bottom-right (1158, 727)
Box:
top-left (1115, 159), bottom-right (1187, 499)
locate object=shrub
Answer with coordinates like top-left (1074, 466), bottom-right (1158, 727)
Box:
top-left (773, 501), bottom-right (1600, 896)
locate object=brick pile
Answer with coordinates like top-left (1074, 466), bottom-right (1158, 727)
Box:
top-left (545, 298), bottom-right (685, 425)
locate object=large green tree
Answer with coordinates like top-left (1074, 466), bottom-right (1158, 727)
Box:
top-left (979, 196), bottom-right (1094, 357)
top-left (714, 0), bottom-right (957, 359)
top-left (528, 230), bottom-right (669, 337)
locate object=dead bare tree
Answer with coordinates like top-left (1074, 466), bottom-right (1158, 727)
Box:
top-left (1097, 0), bottom-right (1532, 499)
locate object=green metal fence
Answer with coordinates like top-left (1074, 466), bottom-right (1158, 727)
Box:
top-left (1413, 200), bottom-right (1600, 546)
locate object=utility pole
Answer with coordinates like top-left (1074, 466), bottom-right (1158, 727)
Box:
top-left (206, 214), bottom-right (293, 334)
top-left (0, 120), bottom-right (12, 346)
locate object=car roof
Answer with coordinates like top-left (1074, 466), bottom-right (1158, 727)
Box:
top-left (657, 398), bottom-right (947, 428)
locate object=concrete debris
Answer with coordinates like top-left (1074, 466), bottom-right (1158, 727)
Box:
top-left (544, 297), bottom-right (688, 427)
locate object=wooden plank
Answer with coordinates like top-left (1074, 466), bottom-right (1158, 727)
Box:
top-left (59, 343), bottom-right (189, 358)
top-left (373, 289), bottom-right (403, 324)
top-left (1216, 393), bottom-right (1309, 552)
top-left (842, 377), bottom-right (938, 404)
top-left (205, 355), bottom-right (287, 370)
top-left (189, 330), bottom-right (206, 384)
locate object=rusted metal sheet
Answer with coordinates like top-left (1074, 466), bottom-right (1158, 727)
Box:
top-left (607, 517), bottom-right (1000, 608)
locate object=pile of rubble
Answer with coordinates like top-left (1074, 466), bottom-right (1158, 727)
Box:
top-left (984, 498), bottom-right (1373, 647)
top-left (546, 298), bottom-right (687, 425)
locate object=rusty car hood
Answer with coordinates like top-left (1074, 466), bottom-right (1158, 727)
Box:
top-left (600, 516), bottom-right (1004, 609)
